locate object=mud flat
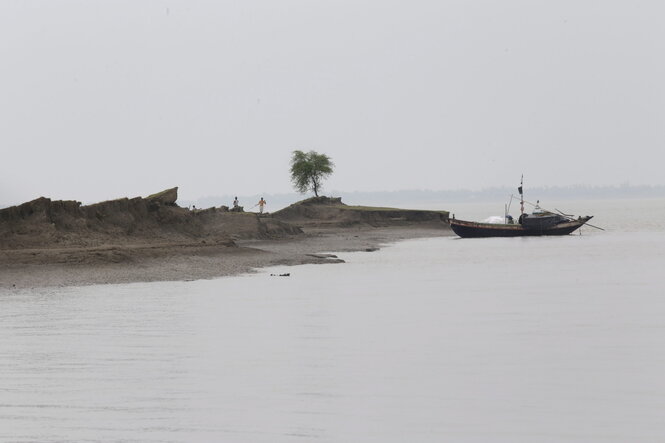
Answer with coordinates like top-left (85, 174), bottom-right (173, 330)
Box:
top-left (0, 191), bottom-right (450, 289)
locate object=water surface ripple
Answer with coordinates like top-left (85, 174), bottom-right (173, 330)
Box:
top-left (2, 230), bottom-right (665, 442)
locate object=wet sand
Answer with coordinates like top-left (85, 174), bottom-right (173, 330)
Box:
top-left (1, 226), bottom-right (451, 289)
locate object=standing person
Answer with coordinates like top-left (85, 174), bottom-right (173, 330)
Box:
top-left (233, 196), bottom-right (239, 208)
top-left (257, 197), bottom-right (267, 214)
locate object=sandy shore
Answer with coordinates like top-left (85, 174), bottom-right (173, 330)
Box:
top-left (1, 226), bottom-right (451, 290)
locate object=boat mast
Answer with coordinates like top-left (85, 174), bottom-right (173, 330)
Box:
top-left (519, 175), bottom-right (524, 215)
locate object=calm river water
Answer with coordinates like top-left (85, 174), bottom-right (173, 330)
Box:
top-left (2, 199), bottom-right (665, 442)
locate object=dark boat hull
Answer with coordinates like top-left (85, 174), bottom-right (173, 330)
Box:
top-left (449, 217), bottom-right (593, 238)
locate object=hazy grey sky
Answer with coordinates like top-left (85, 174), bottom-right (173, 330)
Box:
top-left (2, 1), bottom-right (664, 204)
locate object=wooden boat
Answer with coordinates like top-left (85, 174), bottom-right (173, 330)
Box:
top-left (449, 176), bottom-right (596, 238)
top-left (449, 214), bottom-right (594, 238)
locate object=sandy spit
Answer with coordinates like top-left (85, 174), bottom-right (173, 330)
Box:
top-left (0, 226), bottom-right (451, 290)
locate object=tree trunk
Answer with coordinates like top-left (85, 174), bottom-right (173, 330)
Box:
top-left (312, 178), bottom-right (318, 197)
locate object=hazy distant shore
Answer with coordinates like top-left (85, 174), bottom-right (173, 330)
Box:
top-left (176, 185), bottom-right (665, 213)
top-left (1, 226), bottom-right (451, 290)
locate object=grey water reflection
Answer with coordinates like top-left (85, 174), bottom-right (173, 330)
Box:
top-left (2, 229), bottom-right (665, 442)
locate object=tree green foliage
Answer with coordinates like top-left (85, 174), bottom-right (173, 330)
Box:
top-left (289, 150), bottom-right (334, 197)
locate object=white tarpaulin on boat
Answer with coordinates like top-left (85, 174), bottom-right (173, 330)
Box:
top-left (482, 216), bottom-right (505, 224)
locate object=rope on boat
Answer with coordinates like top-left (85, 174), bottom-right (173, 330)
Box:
top-left (508, 194), bottom-right (605, 231)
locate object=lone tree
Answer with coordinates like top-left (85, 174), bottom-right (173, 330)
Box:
top-left (290, 150), bottom-right (334, 197)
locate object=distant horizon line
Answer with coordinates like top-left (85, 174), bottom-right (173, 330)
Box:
top-left (2, 183), bottom-right (665, 210)
top-left (181, 183), bottom-right (665, 209)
